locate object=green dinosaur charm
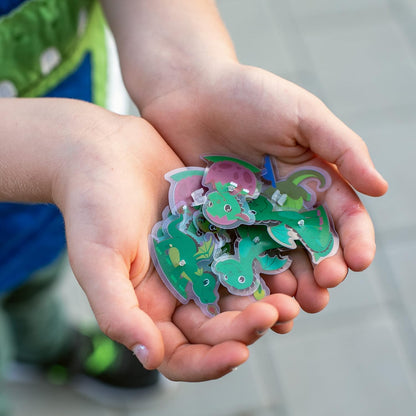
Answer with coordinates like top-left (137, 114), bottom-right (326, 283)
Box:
top-left (248, 195), bottom-right (338, 263)
top-left (263, 167), bottom-right (329, 211)
top-left (212, 225), bottom-right (290, 296)
top-left (202, 182), bottom-right (255, 228)
top-left (151, 210), bottom-right (220, 316)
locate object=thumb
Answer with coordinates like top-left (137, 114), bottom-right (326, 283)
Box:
top-left (297, 94), bottom-right (388, 197)
top-left (68, 244), bottom-right (165, 370)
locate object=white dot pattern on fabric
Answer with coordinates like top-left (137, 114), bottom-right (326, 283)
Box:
top-left (40, 47), bottom-right (61, 75)
top-left (78, 8), bottom-right (88, 36)
top-left (0, 81), bottom-right (17, 97)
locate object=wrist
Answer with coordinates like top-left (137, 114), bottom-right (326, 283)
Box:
top-left (101, 0), bottom-right (238, 110)
top-left (137, 57), bottom-right (238, 114)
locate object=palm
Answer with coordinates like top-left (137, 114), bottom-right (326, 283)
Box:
top-left (141, 63), bottom-right (388, 314)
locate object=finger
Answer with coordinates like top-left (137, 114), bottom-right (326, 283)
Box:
top-left (260, 293), bottom-right (300, 323)
top-left (260, 293), bottom-right (300, 334)
top-left (272, 321), bottom-right (295, 334)
top-left (218, 273), bottom-right (298, 310)
top-left (218, 291), bottom-right (256, 311)
top-left (313, 249), bottom-right (348, 288)
top-left (173, 300), bottom-right (278, 345)
top-left (157, 321), bottom-right (249, 381)
top-left (290, 248), bottom-right (329, 313)
top-left (161, 342), bottom-right (249, 382)
top-left (297, 92), bottom-right (388, 197)
top-left (325, 174), bottom-right (377, 271)
top-left (266, 268), bottom-right (298, 297)
top-left (69, 243), bottom-right (165, 370)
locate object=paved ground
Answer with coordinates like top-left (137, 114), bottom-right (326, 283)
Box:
top-left (4, 0), bottom-right (416, 414)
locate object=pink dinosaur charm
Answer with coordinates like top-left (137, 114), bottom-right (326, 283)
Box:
top-left (204, 160), bottom-right (258, 197)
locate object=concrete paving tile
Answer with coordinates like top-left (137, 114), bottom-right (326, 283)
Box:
top-left (344, 109), bottom-right (416, 233)
top-left (383, 239), bottom-right (416, 334)
top-left (218, 0), bottom-right (329, 110)
top-left (5, 358), bottom-right (276, 416)
top-left (292, 7), bottom-right (416, 119)
top-left (287, 0), bottom-right (389, 17)
top-left (314, 264), bottom-right (387, 318)
top-left (270, 237), bottom-right (394, 328)
top-left (56, 257), bottom-right (96, 326)
top-left (277, 259), bottom-right (389, 332)
top-left (125, 352), bottom-right (275, 416)
top-left (400, 0), bottom-right (416, 16)
top-left (375, 238), bottom-right (416, 382)
top-left (4, 382), bottom-right (117, 416)
top-left (217, 0), bottom-right (298, 76)
top-left (267, 312), bottom-right (416, 416)
top-left (390, 0), bottom-right (416, 74)
top-left (394, 0), bottom-right (416, 22)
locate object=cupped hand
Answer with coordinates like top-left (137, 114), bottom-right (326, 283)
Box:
top-left (139, 62), bottom-right (388, 314)
top-left (52, 106), bottom-right (299, 381)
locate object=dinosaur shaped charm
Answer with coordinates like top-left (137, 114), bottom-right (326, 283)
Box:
top-left (201, 155), bottom-right (261, 228)
top-left (212, 225), bottom-right (290, 296)
top-left (150, 207), bottom-right (221, 317)
top-left (249, 194), bottom-right (338, 264)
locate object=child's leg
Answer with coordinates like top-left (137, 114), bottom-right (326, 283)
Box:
top-left (2, 254), bottom-right (70, 365)
top-left (3, 254), bottom-right (160, 391)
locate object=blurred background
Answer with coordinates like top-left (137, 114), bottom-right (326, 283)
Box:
top-left (5, 0), bottom-right (416, 414)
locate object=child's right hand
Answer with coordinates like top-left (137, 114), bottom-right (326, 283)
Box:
top-left (0, 98), bottom-right (300, 381)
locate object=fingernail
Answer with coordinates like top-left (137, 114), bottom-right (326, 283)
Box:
top-left (133, 344), bottom-right (149, 367)
top-left (274, 320), bottom-right (290, 326)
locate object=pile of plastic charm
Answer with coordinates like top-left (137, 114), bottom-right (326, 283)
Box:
top-left (149, 155), bottom-right (339, 317)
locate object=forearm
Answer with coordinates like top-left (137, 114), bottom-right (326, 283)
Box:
top-left (0, 98), bottom-right (65, 202)
top-left (100, 0), bottom-right (237, 109)
top-left (0, 98), bottom-right (116, 204)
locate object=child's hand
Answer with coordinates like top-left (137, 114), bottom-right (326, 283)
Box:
top-left (0, 98), bottom-right (298, 381)
top-left (100, 0), bottom-right (387, 314)
top-left (138, 63), bottom-right (388, 314)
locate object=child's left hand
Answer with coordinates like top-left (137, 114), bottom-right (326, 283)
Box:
top-left (138, 63), bottom-right (388, 314)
